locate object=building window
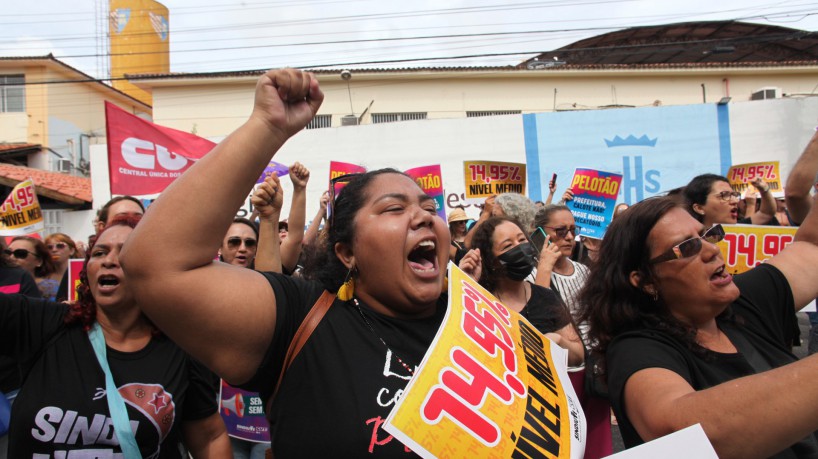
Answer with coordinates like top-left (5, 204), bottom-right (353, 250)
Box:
top-left (467, 110), bottom-right (521, 118)
top-left (0, 75), bottom-right (25, 112)
top-left (371, 112), bottom-right (427, 124)
top-left (306, 114), bottom-right (332, 129)
top-left (42, 209), bottom-right (63, 235)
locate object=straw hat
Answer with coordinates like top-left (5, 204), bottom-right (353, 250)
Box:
top-left (447, 208), bottom-right (469, 224)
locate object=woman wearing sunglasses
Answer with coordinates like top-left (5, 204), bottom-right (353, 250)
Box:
top-left (219, 218), bottom-right (259, 268)
top-left (532, 205), bottom-right (588, 316)
top-left (120, 70), bottom-right (473, 456)
top-left (43, 233), bottom-right (77, 301)
top-left (7, 237), bottom-right (59, 301)
top-left (580, 194), bottom-right (818, 458)
top-left (684, 173), bottom-right (776, 226)
top-left (2, 216), bottom-right (230, 457)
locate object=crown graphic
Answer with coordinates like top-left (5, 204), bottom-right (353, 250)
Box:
top-left (604, 135), bottom-right (658, 148)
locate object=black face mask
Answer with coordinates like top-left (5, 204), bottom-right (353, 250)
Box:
top-left (497, 242), bottom-right (538, 281)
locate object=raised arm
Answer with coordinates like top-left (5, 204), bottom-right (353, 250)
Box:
top-left (463, 196), bottom-right (495, 248)
top-left (769, 182), bottom-right (818, 310)
top-left (120, 69), bottom-right (323, 384)
top-left (785, 131), bottom-right (818, 225)
top-left (748, 178), bottom-right (776, 225)
top-left (280, 162), bottom-right (309, 272)
top-left (253, 175), bottom-right (284, 273)
top-left (303, 191), bottom-right (328, 247)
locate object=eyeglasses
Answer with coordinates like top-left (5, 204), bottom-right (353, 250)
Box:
top-left (226, 237), bottom-right (257, 249)
top-left (328, 173), bottom-right (364, 228)
top-left (543, 225), bottom-right (581, 239)
top-left (47, 242), bottom-right (68, 250)
top-left (649, 224), bottom-right (726, 264)
top-left (713, 191), bottom-right (741, 202)
top-left (4, 248), bottom-right (38, 260)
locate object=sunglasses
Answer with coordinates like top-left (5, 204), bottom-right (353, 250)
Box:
top-left (713, 191), bottom-right (741, 202)
top-left (4, 248), bottom-right (38, 260)
top-left (649, 224), bottom-right (726, 264)
top-left (543, 225), bottom-right (581, 239)
top-left (328, 173), bottom-right (364, 228)
top-left (47, 242), bottom-right (68, 250)
top-left (226, 237), bottom-right (257, 249)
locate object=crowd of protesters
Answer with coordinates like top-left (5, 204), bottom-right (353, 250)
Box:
top-left (1, 68), bottom-right (818, 459)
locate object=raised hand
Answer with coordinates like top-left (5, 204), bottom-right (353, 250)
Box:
top-left (289, 162), bottom-right (310, 190)
top-left (252, 174), bottom-right (284, 221)
top-left (251, 69), bottom-right (324, 140)
top-left (458, 248), bottom-right (482, 281)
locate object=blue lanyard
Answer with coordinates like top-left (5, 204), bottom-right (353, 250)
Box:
top-left (88, 322), bottom-right (142, 458)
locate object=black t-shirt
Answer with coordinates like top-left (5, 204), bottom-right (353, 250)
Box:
top-left (1, 266), bottom-right (45, 393)
top-left (241, 273), bottom-right (446, 458)
top-left (606, 264), bottom-right (818, 458)
top-left (520, 282), bottom-right (572, 335)
top-left (1, 294), bottom-right (219, 458)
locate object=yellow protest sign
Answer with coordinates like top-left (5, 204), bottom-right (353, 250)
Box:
top-left (463, 161), bottom-right (526, 202)
top-left (726, 161), bottom-right (782, 193)
top-left (384, 264), bottom-right (585, 458)
top-left (0, 179), bottom-right (44, 236)
top-left (718, 224), bottom-right (797, 274)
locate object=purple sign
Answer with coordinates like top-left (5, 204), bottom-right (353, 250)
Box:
top-left (219, 381), bottom-right (271, 442)
top-left (256, 161), bottom-right (289, 184)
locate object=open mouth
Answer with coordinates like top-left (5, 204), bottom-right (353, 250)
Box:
top-left (407, 240), bottom-right (438, 274)
top-left (710, 265), bottom-right (732, 284)
top-left (97, 274), bottom-right (121, 289)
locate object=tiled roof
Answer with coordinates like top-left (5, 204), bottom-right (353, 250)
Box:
top-left (522, 21), bottom-right (818, 67)
top-left (0, 143), bottom-right (41, 156)
top-left (128, 60), bottom-right (818, 82)
top-left (0, 163), bottom-right (91, 204)
top-left (127, 66), bottom-right (519, 80)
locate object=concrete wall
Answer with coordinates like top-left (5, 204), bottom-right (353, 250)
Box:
top-left (89, 96), bottom-right (818, 233)
top-left (145, 68), bottom-right (818, 139)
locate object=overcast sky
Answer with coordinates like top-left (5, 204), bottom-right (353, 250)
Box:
top-left (2, 0), bottom-right (818, 78)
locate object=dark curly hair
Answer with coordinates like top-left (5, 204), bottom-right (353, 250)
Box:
top-left (469, 216), bottom-right (527, 292)
top-left (308, 168), bottom-right (411, 293)
top-left (577, 195), bottom-right (709, 381)
top-left (64, 214), bottom-right (143, 330)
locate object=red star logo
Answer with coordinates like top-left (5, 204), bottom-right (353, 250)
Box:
top-left (148, 393), bottom-right (168, 414)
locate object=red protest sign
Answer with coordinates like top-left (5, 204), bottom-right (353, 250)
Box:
top-left (105, 102), bottom-right (217, 196)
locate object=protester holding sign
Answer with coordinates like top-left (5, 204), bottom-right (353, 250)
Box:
top-left (121, 69), bottom-right (565, 458)
top-left (580, 192), bottom-right (818, 458)
top-left (1, 216), bottom-right (230, 457)
top-left (684, 174), bottom-right (776, 226)
top-left (463, 216), bottom-right (584, 366)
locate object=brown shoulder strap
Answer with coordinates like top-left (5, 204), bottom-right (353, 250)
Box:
top-left (267, 290), bottom-right (335, 413)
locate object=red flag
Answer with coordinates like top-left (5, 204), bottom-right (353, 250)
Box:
top-left (105, 102), bottom-right (217, 196)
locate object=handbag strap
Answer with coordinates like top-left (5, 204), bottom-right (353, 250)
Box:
top-left (88, 323), bottom-right (141, 459)
top-left (266, 290), bottom-right (335, 414)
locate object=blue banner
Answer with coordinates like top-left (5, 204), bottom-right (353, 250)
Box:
top-left (523, 104), bottom-right (730, 205)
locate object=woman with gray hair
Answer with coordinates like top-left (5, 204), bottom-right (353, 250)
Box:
top-left (493, 193), bottom-right (537, 233)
